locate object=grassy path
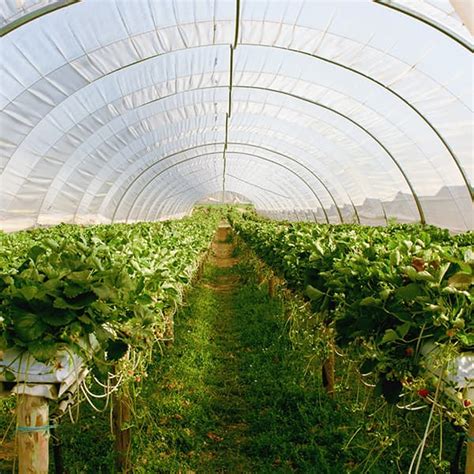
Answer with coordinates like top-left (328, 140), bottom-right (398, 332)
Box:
top-left (131, 227), bottom-right (345, 472)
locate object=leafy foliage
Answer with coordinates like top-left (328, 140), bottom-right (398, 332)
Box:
top-left (229, 210), bottom-right (473, 415)
top-left (0, 209), bottom-right (220, 373)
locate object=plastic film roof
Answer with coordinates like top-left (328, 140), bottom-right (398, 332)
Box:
top-left (0, 0), bottom-right (472, 232)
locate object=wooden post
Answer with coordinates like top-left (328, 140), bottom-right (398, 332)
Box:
top-left (268, 277), bottom-right (275, 297)
top-left (322, 345), bottom-right (335, 397)
top-left (466, 415), bottom-right (474, 474)
top-left (113, 392), bottom-right (132, 473)
top-left (16, 394), bottom-right (49, 474)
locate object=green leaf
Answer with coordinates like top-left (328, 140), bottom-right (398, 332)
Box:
top-left (448, 272), bottom-right (473, 290)
top-left (13, 312), bottom-right (47, 342)
top-left (40, 310), bottom-right (76, 327)
top-left (27, 246), bottom-right (47, 262)
top-left (64, 283), bottom-right (89, 298)
top-left (390, 250), bottom-right (400, 266)
top-left (395, 283), bottom-right (422, 301)
top-left (78, 315), bottom-right (93, 325)
top-left (381, 329), bottom-right (399, 344)
top-left (404, 266), bottom-right (418, 281)
top-left (54, 292), bottom-right (97, 310)
top-left (20, 286), bottom-right (38, 301)
top-left (458, 333), bottom-right (474, 348)
top-left (438, 262), bottom-right (451, 284)
top-left (43, 278), bottom-right (62, 294)
top-left (44, 238), bottom-right (59, 251)
top-left (464, 249), bottom-right (474, 263)
top-left (415, 271), bottom-right (436, 282)
top-left (28, 340), bottom-right (59, 363)
top-left (66, 271), bottom-right (91, 284)
top-left (396, 322), bottom-right (411, 338)
top-left (379, 288), bottom-right (392, 301)
top-left (2, 369), bottom-right (15, 382)
top-left (305, 285), bottom-right (324, 302)
top-left (136, 293), bottom-right (153, 305)
top-left (93, 285), bottom-right (118, 300)
top-left (359, 297), bottom-right (382, 307)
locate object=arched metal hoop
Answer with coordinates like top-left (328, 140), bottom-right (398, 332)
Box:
top-left (116, 151), bottom-right (329, 223)
top-left (109, 140), bottom-right (369, 224)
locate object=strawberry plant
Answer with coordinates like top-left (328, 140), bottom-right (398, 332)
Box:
top-left (0, 209), bottom-right (220, 376)
top-left (229, 210), bottom-right (473, 421)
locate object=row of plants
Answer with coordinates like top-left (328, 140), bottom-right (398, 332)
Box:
top-left (229, 211), bottom-right (473, 427)
top-left (232, 236), bottom-right (465, 472)
top-left (0, 208), bottom-right (221, 379)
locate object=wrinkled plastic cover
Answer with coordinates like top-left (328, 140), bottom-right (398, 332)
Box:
top-left (0, 347), bottom-right (87, 403)
top-left (0, 0), bottom-right (472, 231)
top-left (0, 0), bottom-right (60, 28)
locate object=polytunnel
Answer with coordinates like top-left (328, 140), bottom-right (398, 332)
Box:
top-left (0, 0), bottom-right (473, 232)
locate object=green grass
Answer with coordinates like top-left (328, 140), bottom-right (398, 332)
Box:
top-left (129, 259), bottom-right (354, 472)
top-left (0, 241), bottom-right (463, 473)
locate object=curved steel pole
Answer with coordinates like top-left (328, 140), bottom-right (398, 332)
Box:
top-left (121, 151), bottom-right (329, 223)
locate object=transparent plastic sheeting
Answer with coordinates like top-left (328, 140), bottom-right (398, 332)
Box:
top-left (0, 0), bottom-right (60, 28)
top-left (0, 0), bottom-right (472, 232)
top-left (381, 0), bottom-right (473, 43)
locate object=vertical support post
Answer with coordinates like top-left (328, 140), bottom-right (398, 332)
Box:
top-left (466, 415), bottom-right (474, 474)
top-left (113, 392), bottom-right (132, 473)
top-left (268, 277), bottom-right (275, 298)
top-left (17, 394), bottom-right (49, 474)
top-left (322, 344), bottom-right (335, 397)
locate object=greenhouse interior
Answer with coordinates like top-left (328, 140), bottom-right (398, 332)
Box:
top-left (0, 0), bottom-right (473, 473)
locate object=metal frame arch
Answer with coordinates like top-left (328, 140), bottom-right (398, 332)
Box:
top-left (244, 44), bottom-right (472, 201)
top-left (1, 6), bottom-right (470, 232)
top-left (120, 151), bottom-right (328, 223)
top-left (94, 130), bottom-right (346, 223)
top-left (102, 139), bottom-right (350, 224)
top-left (31, 82), bottom-right (427, 224)
top-left (373, 0), bottom-right (472, 50)
top-left (141, 172), bottom-right (223, 220)
top-left (0, 1), bottom-right (80, 37)
top-left (94, 140), bottom-right (349, 223)
top-left (152, 174), bottom-right (306, 224)
top-left (125, 155), bottom-right (315, 223)
top-left (145, 175), bottom-right (283, 223)
top-left (88, 84), bottom-right (415, 223)
top-left (142, 159), bottom-right (315, 223)
top-left (139, 164), bottom-right (288, 223)
top-left (8, 54), bottom-right (463, 227)
top-left (147, 180), bottom-right (269, 223)
top-left (66, 102), bottom-right (377, 224)
top-left (5, 38), bottom-right (469, 203)
top-left (40, 82), bottom-right (397, 221)
top-left (3, 0), bottom-right (469, 210)
top-left (63, 83), bottom-right (414, 224)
